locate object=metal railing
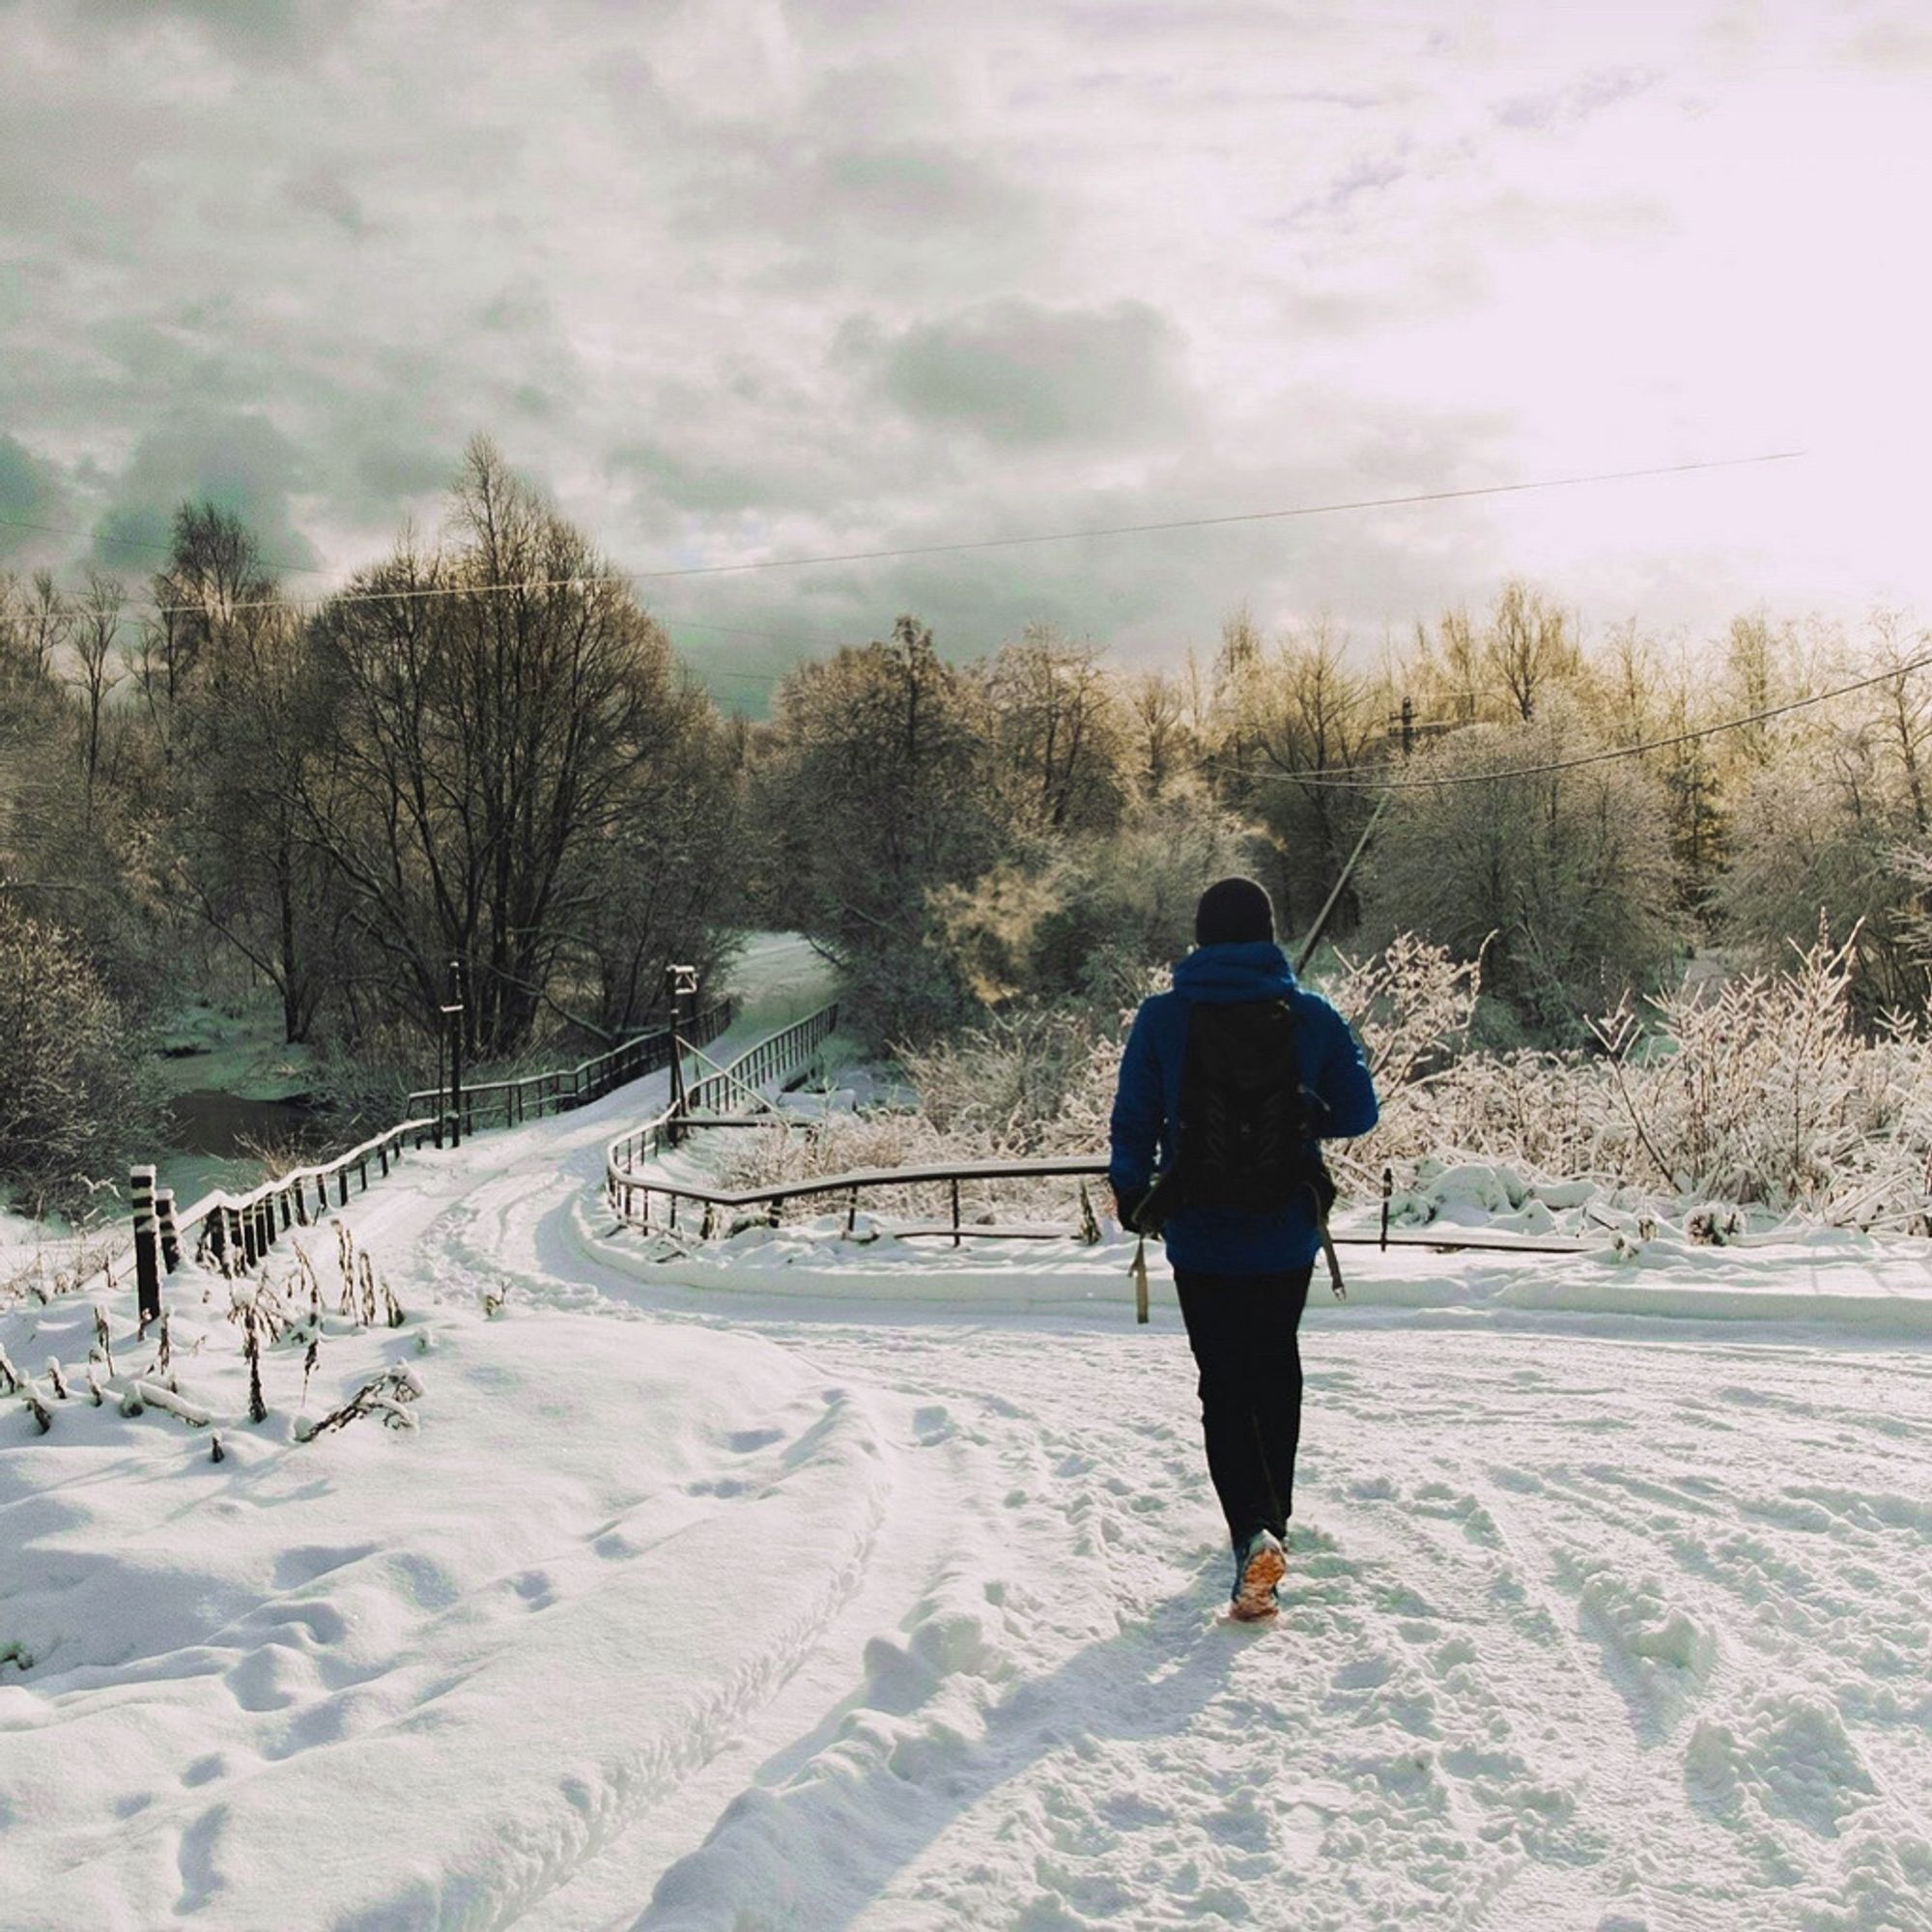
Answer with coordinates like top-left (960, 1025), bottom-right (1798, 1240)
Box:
top-left (406, 1000), bottom-right (734, 1137)
top-left (169, 1117), bottom-right (440, 1277)
top-left (606, 1004), bottom-right (840, 1232)
top-left (84, 1001), bottom-right (739, 1324)
top-left (602, 1034), bottom-right (1607, 1257)
top-left (609, 1141), bottom-right (1604, 1253)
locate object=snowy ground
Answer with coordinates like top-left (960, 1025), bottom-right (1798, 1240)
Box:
top-left (6, 932), bottom-right (1932, 1930)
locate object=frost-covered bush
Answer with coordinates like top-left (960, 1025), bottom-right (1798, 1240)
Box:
top-left (723, 993), bottom-right (1151, 1222)
top-left (729, 929), bottom-right (1932, 1231)
top-left (1336, 928), bottom-right (1932, 1225)
top-left (0, 900), bottom-right (153, 1214)
top-left (1587, 929), bottom-right (1932, 1218)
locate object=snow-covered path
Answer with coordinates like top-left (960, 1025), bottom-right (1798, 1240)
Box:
top-left (518, 1316), bottom-right (1932, 1932)
top-left (6, 934), bottom-right (1932, 1930)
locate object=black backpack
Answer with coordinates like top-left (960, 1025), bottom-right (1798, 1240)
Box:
top-left (1176, 999), bottom-right (1335, 1217)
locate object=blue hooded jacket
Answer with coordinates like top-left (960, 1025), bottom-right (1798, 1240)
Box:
top-left (1108, 941), bottom-right (1379, 1275)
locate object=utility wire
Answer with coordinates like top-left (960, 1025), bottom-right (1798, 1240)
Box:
top-left (0, 510), bottom-right (330, 579)
top-left (136, 449), bottom-right (1804, 618)
top-left (1208, 647), bottom-right (1932, 793)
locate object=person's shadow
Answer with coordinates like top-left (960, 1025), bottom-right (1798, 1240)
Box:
top-left (634, 1558), bottom-right (1270, 1929)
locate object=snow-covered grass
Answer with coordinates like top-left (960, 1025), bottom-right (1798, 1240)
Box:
top-left (152, 991), bottom-right (318, 1105)
top-left (0, 1206), bottom-right (123, 1315)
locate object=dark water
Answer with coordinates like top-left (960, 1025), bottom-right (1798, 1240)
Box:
top-left (164, 1089), bottom-right (327, 1159)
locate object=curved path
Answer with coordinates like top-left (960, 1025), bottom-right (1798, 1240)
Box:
top-left (352, 939), bottom-right (1932, 1932)
top-left (11, 934), bottom-right (1925, 1931)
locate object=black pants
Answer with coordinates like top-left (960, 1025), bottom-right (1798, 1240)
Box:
top-left (1174, 1264), bottom-right (1314, 1547)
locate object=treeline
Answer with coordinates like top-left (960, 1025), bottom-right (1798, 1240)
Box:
top-left (4, 435), bottom-right (1928, 1208)
top-left (0, 441), bottom-right (738, 1208)
top-left (753, 586), bottom-right (1932, 1042)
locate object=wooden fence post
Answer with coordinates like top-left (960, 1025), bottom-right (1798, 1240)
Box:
top-left (130, 1166), bottom-right (161, 1324)
top-left (156, 1186), bottom-right (182, 1272)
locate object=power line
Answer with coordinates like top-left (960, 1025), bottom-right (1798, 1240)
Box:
top-left (1209, 647), bottom-right (1932, 793)
top-left (0, 510), bottom-right (330, 579)
top-left (620, 450), bottom-right (1804, 580)
top-left (141, 448), bottom-right (1804, 618)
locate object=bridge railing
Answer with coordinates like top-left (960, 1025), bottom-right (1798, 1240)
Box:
top-left (89, 1001), bottom-right (738, 1324)
top-left (605, 1004), bottom-right (840, 1231)
top-left (406, 1000), bottom-right (734, 1137)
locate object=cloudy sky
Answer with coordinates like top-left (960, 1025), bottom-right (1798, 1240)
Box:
top-left (2, 0), bottom-right (1928, 704)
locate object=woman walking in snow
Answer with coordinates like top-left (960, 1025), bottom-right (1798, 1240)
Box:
top-left (1109, 877), bottom-right (1379, 1621)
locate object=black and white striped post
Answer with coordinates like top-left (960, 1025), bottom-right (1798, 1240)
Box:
top-left (130, 1165), bottom-right (161, 1324)
top-left (156, 1186), bottom-right (182, 1272)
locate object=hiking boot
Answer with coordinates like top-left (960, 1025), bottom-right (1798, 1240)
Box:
top-left (1229, 1529), bottom-right (1286, 1621)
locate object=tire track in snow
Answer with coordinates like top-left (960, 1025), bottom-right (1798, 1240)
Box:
top-left (606, 1321), bottom-right (1932, 1932)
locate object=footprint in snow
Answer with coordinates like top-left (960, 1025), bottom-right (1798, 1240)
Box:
top-left (511, 1570), bottom-right (556, 1611)
top-left (271, 1543), bottom-right (375, 1589)
top-left (175, 1804), bottom-right (228, 1916)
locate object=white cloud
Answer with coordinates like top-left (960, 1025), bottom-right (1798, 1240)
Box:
top-left (0, 0), bottom-right (1924, 701)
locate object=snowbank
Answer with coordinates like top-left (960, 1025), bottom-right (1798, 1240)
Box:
top-left (1, 1280), bottom-right (889, 1929)
top-left (610, 1209), bottom-right (1932, 1337)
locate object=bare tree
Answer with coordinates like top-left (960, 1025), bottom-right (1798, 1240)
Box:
top-left (309, 440), bottom-right (710, 1055)
top-left (1482, 580), bottom-right (1577, 723)
top-left (16, 572), bottom-right (71, 678)
top-left (1865, 609), bottom-right (1931, 835)
top-left (139, 501), bottom-right (274, 764)
top-left (1124, 669), bottom-right (1192, 795)
top-left (980, 626), bottom-right (1126, 837)
top-left (68, 573), bottom-right (128, 828)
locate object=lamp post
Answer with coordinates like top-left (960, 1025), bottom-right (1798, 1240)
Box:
top-left (664, 962), bottom-right (699, 1145)
top-left (441, 958), bottom-right (468, 1149)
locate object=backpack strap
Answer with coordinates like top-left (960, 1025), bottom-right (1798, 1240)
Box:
top-left (1313, 1193), bottom-right (1346, 1300)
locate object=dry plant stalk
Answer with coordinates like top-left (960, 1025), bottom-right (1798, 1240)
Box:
top-left (243, 1307), bottom-right (267, 1425)
top-left (296, 1365), bottom-right (424, 1441)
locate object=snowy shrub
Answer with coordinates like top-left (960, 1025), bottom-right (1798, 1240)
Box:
top-left (1337, 927), bottom-right (1932, 1226)
top-left (1587, 927), bottom-right (1932, 1217)
top-left (729, 928), bottom-right (1932, 1233)
top-left (0, 899), bottom-right (155, 1214)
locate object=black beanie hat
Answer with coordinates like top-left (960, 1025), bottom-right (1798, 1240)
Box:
top-left (1195, 876), bottom-right (1275, 947)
